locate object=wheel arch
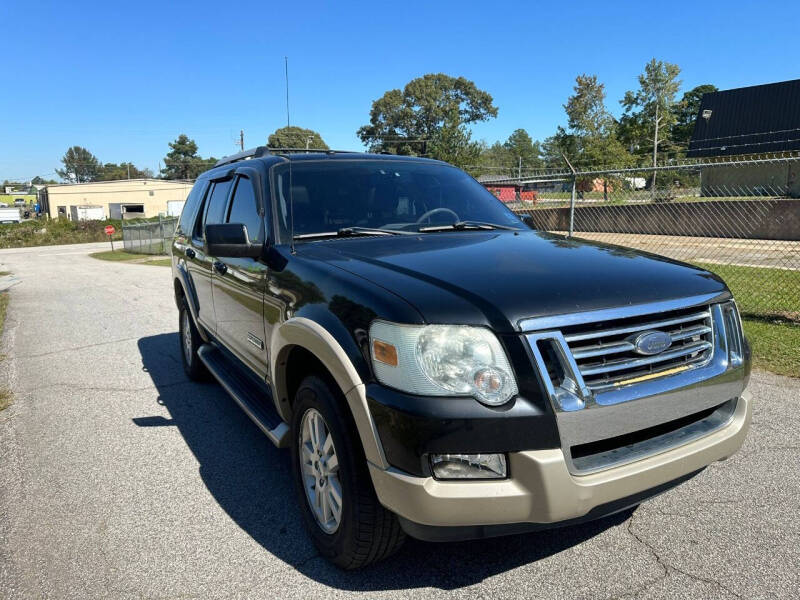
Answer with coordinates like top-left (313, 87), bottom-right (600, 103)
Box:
top-left (173, 276), bottom-right (185, 308)
top-left (173, 265), bottom-right (210, 343)
top-left (270, 317), bottom-right (388, 469)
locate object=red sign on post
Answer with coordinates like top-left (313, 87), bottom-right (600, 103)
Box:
top-left (105, 225), bottom-right (116, 251)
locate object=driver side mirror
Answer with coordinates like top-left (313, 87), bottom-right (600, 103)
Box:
top-left (206, 223), bottom-right (263, 258)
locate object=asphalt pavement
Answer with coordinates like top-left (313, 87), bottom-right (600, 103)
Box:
top-left (0, 242), bottom-right (797, 599)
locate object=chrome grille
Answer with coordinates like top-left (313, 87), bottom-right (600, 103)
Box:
top-left (561, 306), bottom-right (714, 391)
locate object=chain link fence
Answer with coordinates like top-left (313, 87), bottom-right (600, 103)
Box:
top-left (479, 154), bottom-right (800, 320)
top-left (122, 217), bottom-right (177, 255)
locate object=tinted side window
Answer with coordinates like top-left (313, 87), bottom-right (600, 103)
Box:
top-left (227, 176), bottom-right (262, 243)
top-left (204, 179), bottom-right (233, 229)
top-left (178, 180), bottom-right (207, 235)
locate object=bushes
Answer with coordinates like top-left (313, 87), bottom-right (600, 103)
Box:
top-left (0, 219), bottom-right (123, 249)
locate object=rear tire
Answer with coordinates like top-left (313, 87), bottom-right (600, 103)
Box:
top-left (178, 297), bottom-right (209, 381)
top-left (290, 375), bottom-right (405, 569)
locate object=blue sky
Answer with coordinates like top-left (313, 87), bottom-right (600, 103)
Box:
top-left (2, 0), bottom-right (799, 181)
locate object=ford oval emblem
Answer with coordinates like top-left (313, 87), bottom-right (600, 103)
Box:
top-left (632, 330), bottom-right (672, 355)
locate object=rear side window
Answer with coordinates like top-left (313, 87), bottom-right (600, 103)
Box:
top-left (178, 181), bottom-right (208, 235)
top-left (204, 179), bottom-right (234, 230)
top-left (227, 176), bottom-right (262, 243)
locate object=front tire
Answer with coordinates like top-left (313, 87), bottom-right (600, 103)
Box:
top-left (178, 298), bottom-right (209, 381)
top-left (290, 375), bottom-right (405, 569)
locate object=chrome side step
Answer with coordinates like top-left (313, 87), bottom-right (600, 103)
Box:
top-left (197, 344), bottom-right (289, 448)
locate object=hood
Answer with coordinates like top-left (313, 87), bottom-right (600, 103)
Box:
top-left (297, 230), bottom-right (728, 332)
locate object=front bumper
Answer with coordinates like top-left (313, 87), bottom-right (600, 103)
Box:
top-left (369, 391), bottom-right (751, 534)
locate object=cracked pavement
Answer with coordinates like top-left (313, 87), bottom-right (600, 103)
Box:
top-left (0, 242), bottom-right (798, 599)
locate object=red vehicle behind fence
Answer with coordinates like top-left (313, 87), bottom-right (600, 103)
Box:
top-left (484, 184), bottom-right (538, 204)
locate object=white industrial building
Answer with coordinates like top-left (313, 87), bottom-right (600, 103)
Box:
top-left (42, 179), bottom-right (192, 220)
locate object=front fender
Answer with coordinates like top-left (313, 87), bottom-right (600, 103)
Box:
top-left (270, 317), bottom-right (389, 469)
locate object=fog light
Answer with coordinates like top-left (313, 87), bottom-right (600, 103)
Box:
top-left (430, 453), bottom-right (507, 480)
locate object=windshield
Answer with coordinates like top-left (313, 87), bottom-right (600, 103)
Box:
top-left (272, 160), bottom-right (522, 242)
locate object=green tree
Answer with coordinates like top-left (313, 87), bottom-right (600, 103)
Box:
top-left (477, 141), bottom-right (512, 173)
top-left (621, 59), bottom-right (682, 189)
top-left (56, 146), bottom-right (101, 182)
top-left (427, 117), bottom-right (482, 171)
top-left (98, 162), bottom-right (154, 181)
top-left (31, 176), bottom-right (57, 185)
top-left (357, 73), bottom-right (497, 168)
top-left (541, 127), bottom-right (577, 168)
top-left (267, 126), bottom-right (329, 150)
top-left (565, 75), bottom-right (613, 138)
top-left (671, 84), bottom-right (718, 150)
top-left (477, 129), bottom-right (542, 176)
top-left (563, 74), bottom-right (632, 198)
top-left (160, 134), bottom-right (216, 180)
top-left (565, 75), bottom-right (632, 164)
top-left (504, 129), bottom-right (542, 174)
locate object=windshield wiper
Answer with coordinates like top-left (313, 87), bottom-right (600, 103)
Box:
top-left (418, 220), bottom-right (519, 232)
top-left (293, 227), bottom-right (412, 240)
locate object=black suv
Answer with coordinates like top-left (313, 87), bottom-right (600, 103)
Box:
top-left (172, 148), bottom-right (751, 568)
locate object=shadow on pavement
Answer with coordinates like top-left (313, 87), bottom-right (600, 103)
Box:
top-left (136, 332), bottom-right (631, 591)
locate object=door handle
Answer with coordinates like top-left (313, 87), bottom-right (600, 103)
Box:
top-left (213, 261), bottom-right (227, 275)
top-left (185, 248), bottom-right (196, 259)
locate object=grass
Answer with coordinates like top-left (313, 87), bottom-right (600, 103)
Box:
top-left (90, 250), bottom-right (147, 262)
top-left (144, 258), bottom-right (172, 267)
top-left (692, 261), bottom-right (800, 377)
top-left (90, 250), bottom-right (171, 266)
top-left (695, 262), bottom-right (799, 320)
top-left (0, 218), bottom-right (124, 249)
top-left (0, 292), bottom-right (10, 411)
top-left (742, 318), bottom-right (800, 377)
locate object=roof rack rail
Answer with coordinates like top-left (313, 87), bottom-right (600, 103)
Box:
top-left (214, 146), bottom-right (359, 168)
top-left (269, 147), bottom-right (356, 155)
top-left (214, 146), bottom-right (270, 168)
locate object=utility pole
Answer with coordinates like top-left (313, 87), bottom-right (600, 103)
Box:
top-left (306, 135), bottom-right (312, 150)
top-left (127, 164), bottom-right (130, 180)
top-left (518, 156), bottom-right (522, 180)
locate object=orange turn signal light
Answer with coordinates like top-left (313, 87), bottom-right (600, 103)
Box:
top-left (372, 339), bottom-right (398, 366)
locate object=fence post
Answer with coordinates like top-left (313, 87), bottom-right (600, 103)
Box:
top-left (562, 153), bottom-right (578, 238)
top-left (569, 176), bottom-right (576, 238)
top-left (159, 215), bottom-right (164, 254)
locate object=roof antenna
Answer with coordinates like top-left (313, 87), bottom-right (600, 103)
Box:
top-left (288, 159), bottom-right (296, 254)
top-left (285, 56), bottom-right (296, 254)
top-left (284, 56), bottom-right (290, 128)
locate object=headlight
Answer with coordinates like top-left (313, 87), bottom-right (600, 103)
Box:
top-left (369, 321), bottom-right (518, 406)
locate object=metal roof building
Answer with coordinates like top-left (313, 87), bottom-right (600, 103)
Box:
top-left (688, 79), bottom-right (800, 158)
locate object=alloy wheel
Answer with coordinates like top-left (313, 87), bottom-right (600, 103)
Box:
top-left (181, 310), bottom-right (193, 364)
top-left (299, 408), bottom-right (343, 533)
